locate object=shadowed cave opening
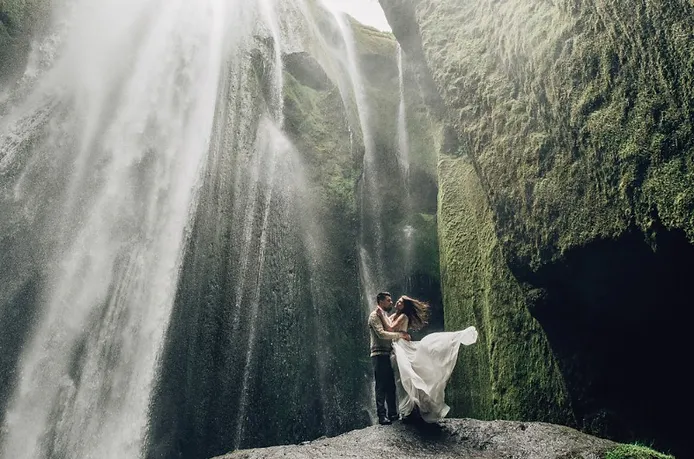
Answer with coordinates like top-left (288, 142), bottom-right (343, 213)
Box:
top-left (528, 226), bottom-right (692, 458)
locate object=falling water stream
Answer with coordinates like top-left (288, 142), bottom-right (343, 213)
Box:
top-left (323, 6), bottom-right (386, 310)
top-left (0, 1), bottom-right (263, 457)
top-left (396, 44), bottom-right (414, 286)
top-left (0, 0), bottom-right (420, 457)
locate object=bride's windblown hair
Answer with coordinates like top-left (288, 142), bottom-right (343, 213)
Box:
top-left (400, 296), bottom-right (430, 331)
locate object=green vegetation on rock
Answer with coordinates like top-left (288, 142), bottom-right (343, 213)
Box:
top-left (381, 0), bottom-right (693, 456)
top-left (350, 18), bottom-right (396, 57)
top-left (439, 155), bottom-right (572, 423)
top-left (284, 66), bottom-right (359, 222)
top-left (407, 0), bottom-right (694, 271)
top-left (606, 444), bottom-right (675, 459)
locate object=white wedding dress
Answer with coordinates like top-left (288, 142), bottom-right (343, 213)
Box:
top-left (391, 323), bottom-right (478, 423)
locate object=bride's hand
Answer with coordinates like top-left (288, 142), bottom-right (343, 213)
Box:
top-left (400, 332), bottom-right (411, 341)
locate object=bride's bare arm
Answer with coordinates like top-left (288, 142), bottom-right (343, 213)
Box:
top-left (390, 314), bottom-right (406, 331)
top-left (378, 310), bottom-right (406, 331)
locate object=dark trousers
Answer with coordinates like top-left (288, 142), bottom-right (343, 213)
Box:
top-left (372, 354), bottom-right (397, 418)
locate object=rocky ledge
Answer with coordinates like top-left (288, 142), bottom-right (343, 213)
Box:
top-left (213, 418), bottom-right (630, 459)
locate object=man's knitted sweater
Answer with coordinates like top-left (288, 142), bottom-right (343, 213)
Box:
top-left (368, 308), bottom-right (402, 357)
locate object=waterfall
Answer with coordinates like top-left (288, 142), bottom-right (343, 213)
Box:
top-left (0, 0), bottom-right (253, 457)
top-left (259, 0), bottom-right (285, 125)
top-left (0, 0), bottom-right (403, 457)
top-left (323, 5), bottom-right (385, 311)
top-left (396, 44), bottom-right (414, 287)
top-left (230, 120), bottom-right (294, 449)
top-left (231, 0), bottom-right (287, 447)
top-left (146, 1), bottom-right (374, 456)
top-left (396, 44), bottom-right (410, 180)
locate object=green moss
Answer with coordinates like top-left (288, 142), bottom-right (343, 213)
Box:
top-left (350, 18), bottom-right (396, 57)
top-left (406, 0), bottom-right (694, 271)
top-left (283, 59), bottom-right (360, 251)
top-left (381, 0), bottom-right (693, 452)
top-left (0, 1), bottom-right (20, 73)
top-left (409, 212), bottom-right (439, 282)
top-left (404, 86), bottom-right (440, 178)
top-left (605, 444), bottom-right (674, 459)
top-left (0, 21), bottom-right (11, 52)
top-left (439, 155), bottom-right (573, 423)
top-left (283, 70), bottom-right (358, 210)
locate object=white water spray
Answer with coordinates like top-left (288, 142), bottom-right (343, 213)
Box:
top-left (396, 44), bottom-right (414, 280)
top-left (322, 3), bottom-right (385, 313)
top-left (0, 1), bottom-right (245, 457)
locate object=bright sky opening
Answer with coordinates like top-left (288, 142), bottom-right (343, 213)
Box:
top-left (323, 0), bottom-right (392, 31)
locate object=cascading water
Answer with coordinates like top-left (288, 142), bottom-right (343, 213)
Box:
top-left (322, 5), bottom-right (386, 310)
top-left (396, 45), bottom-right (411, 179)
top-left (0, 0), bottom-right (433, 457)
top-left (396, 44), bottom-right (414, 288)
top-left (231, 0), bottom-right (286, 447)
top-left (147, 1), bottom-right (374, 457)
top-left (0, 0), bottom-right (240, 457)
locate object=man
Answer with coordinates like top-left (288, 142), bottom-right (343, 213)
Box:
top-left (368, 291), bottom-right (411, 425)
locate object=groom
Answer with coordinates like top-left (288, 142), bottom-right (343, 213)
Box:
top-left (368, 291), bottom-right (410, 425)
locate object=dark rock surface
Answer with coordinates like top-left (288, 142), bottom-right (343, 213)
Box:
top-left (378, 0), bottom-right (694, 455)
top-left (215, 418), bottom-right (616, 459)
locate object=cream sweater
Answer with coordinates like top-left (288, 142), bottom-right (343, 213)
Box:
top-left (368, 308), bottom-right (404, 357)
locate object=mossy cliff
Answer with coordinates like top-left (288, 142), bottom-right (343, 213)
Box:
top-left (438, 155), bottom-right (572, 423)
top-left (380, 0), bottom-right (693, 456)
top-left (351, 20), bottom-right (443, 317)
top-left (146, 8), bottom-right (441, 459)
top-left (287, 9), bottom-right (443, 316)
top-left (147, 37), bottom-right (368, 459)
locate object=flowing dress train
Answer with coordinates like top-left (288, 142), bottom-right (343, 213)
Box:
top-left (392, 326), bottom-right (478, 423)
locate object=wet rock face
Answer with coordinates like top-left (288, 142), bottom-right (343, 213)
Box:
top-left (0, 0), bottom-right (49, 82)
top-left (528, 227), bottom-right (694, 454)
top-left (215, 418), bottom-right (616, 459)
top-left (283, 52), bottom-right (331, 91)
top-left (380, 0), bottom-right (694, 456)
top-left (145, 8), bottom-right (442, 459)
top-left (382, 0), bottom-right (694, 270)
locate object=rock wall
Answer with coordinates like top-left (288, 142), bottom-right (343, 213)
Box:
top-left (0, 0), bottom-right (49, 82)
top-left (380, 0), bottom-right (694, 456)
top-left (1, 1), bottom-right (442, 456)
top-left (146, 7), bottom-right (442, 459)
top-left (438, 155), bottom-right (571, 424)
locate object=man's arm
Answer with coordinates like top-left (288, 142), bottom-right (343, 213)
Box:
top-left (369, 313), bottom-right (404, 341)
top-left (378, 309), bottom-right (394, 330)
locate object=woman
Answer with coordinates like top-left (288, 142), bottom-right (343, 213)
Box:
top-left (378, 296), bottom-right (477, 423)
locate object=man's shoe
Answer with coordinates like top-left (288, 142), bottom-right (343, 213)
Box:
top-left (388, 414), bottom-right (400, 422)
top-left (378, 416), bottom-right (392, 425)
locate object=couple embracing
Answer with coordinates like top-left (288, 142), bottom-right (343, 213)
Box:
top-left (368, 292), bottom-right (478, 425)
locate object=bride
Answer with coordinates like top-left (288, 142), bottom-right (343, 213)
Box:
top-left (377, 296), bottom-right (478, 423)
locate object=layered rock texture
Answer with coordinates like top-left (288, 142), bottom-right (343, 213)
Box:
top-left (144, 9), bottom-right (443, 459)
top-left (380, 0), bottom-right (693, 456)
top-left (0, 2), bottom-right (441, 458)
top-left (214, 418), bottom-right (650, 459)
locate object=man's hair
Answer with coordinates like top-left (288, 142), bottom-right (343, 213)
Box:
top-left (376, 292), bottom-right (391, 304)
